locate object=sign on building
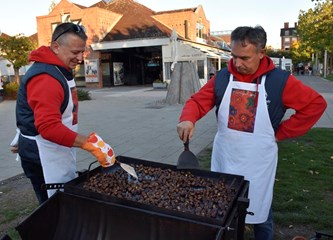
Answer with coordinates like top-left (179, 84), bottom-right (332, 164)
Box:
top-left (84, 59), bottom-right (99, 82)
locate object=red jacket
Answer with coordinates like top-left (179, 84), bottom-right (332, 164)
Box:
top-left (179, 57), bottom-right (327, 141)
top-left (27, 46), bottom-right (77, 147)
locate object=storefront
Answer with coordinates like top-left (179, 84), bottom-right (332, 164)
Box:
top-left (90, 38), bottom-right (169, 87)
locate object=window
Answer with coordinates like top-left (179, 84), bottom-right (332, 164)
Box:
top-left (52, 23), bottom-right (58, 33)
top-left (61, 13), bottom-right (71, 23)
top-left (51, 15), bottom-right (82, 35)
top-left (74, 63), bottom-right (85, 77)
top-left (196, 22), bottom-right (204, 39)
top-left (285, 30), bottom-right (289, 36)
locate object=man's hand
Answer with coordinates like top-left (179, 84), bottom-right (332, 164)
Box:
top-left (10, 144), bottom-right (18, 154)
top-left (177, 121), bottom-right (195, 142)
top-left (81, 133), bottom-right (116, 167)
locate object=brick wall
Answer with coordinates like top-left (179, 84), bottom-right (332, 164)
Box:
top-left (37, 0), bottom-right (121, 56)
top-left (154, 5), bottom-right (210, 41)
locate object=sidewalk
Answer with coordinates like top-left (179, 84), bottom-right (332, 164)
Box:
top-left (0, 75), bottom-right (332, 181)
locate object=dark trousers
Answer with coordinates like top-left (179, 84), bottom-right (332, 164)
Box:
top-left (21, 159), bottom-right (48, 204)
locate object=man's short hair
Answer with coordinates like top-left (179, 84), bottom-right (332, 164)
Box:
top-left (52, 22), bottom-right (87, 42)
top-left (231, 25), bottom-right (267, 50)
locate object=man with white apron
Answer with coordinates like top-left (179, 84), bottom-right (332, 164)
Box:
top-left (35, 76), bottom-right (78, 197)
top-left (177, 26), bottom-right (326, 239)
top-left (15, 23), bottom-right (115, 203)
top-left (212, 74), bottom-right (276, 224)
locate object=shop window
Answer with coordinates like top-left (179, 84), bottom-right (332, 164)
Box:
top-left (74, 64), bottom-right (84, 77)
top-left (74, 63), bottom-right (85, 82)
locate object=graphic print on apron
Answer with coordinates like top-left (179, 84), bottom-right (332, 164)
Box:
top-left (71, 86), bottom-right (79, 125)
top-left (228, 89), bottom-right (258, 133)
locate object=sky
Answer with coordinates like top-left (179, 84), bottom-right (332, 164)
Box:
top-left (0, 0), bottom-right (316, 48)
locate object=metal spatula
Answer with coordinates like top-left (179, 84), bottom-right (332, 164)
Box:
top-left (116, 159), bottom-right (138, 179)
top-left (99, 156), bottom-right (138, 179)
top-left (177, 139), bottom-right (200, 169)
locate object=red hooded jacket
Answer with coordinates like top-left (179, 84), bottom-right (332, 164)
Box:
top-left (26, 46), bottom-right (78, 147)
top-left (179, 56), bottom-right (327, 140)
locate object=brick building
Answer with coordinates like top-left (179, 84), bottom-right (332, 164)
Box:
top-left (280, 22), bottom-right (299, 51)
top-left (36, 0), bottom-right (230, 87)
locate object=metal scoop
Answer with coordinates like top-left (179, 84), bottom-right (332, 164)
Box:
top-left (116, 159), bottom-right (138, 179)
top-left (177, 139), bottom-right (200, 169)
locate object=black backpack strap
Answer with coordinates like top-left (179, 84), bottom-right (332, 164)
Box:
top-left (24, 63), bottom-right (70, 113)
top-left (214, 67), bottom-right (230, 117)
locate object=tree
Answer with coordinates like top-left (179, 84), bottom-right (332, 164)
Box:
top-left (298, 0), bottom-right (333, 52)
top-left (297, 0), bottom-right (333, 76)
top-left (289, 40), bottom-right (312, 65)
top-left (266, 47), bottom-right (292, 59)
top-left (0, 34), bottom-right (36, 83)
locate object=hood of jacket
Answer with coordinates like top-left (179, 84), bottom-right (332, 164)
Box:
top-left (227, 56), bottom-right (275, 82)
top-left (28, 46), bottom-right (69, 70)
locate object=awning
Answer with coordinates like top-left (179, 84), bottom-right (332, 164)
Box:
top-left (186, 41), bottom-right (231, 61)
top-left (163, 39), bottom-right (231, 63)
top-left (90, 38), bottom-right (170, 51)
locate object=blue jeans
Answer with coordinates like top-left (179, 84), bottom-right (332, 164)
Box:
top-left (253, 208), bottom-right (274, 240)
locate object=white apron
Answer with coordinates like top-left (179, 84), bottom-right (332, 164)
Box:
top-left (36, 77), bottom-right (78, 197)
top-left (211, 74), bottom-right (278, 224)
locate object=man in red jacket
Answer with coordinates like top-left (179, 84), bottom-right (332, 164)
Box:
top-left (15, 23), bottom-right (115, 204)
top-left (177, 26), bottom-right (327, 239)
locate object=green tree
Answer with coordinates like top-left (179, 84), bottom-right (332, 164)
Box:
top-left (289, 40), bottom-right (312, 65)
top-left (298, 0), bottom-right (333, 52)
top-left (266, 47), bottom-right (292, 59)
top-left (298, 0), bottom-right (333, 76)
top-left (0, 34), bottom-right (36, 83)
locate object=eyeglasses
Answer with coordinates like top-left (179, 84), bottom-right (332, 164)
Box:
top-left (53, 24), bottom-right (86, 42)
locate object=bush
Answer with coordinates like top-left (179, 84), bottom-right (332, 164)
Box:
top-left (3, 82), bottom-right (19, 100)
top-left (1, 83), bottom-right (91, 101)
top-left (77, 88), bottom-right (91, 101)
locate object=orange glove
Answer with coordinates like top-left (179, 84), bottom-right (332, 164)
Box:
top-left (82, 133), bottom-right (116, 167)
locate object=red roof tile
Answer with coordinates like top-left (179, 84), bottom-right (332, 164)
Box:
top-left (29, 33), bottom-right (38, 44)
top-left (92, 0), bottom-right (172, 41)
top-left (156, 8), bottom-right (196, 14)
top-left (73, 3), bottom-right (88, 9)
top-left (0, 32), bottom-right (11, 39)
